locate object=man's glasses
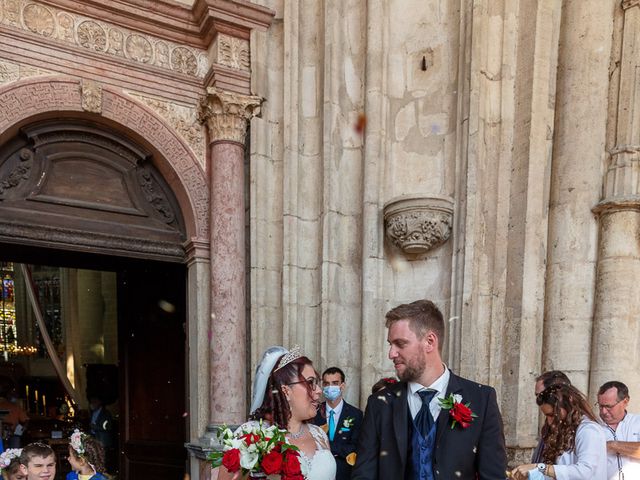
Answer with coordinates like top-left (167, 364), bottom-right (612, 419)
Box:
top-left (288, 377), bottom-right (321, 390)
top-left (595, 398), bottom-right (625, 411)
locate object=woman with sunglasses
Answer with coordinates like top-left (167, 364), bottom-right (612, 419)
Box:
top-left (511, 384), bottom-right (606, 479)
top-left (218, 345), bottom-right (336, 480)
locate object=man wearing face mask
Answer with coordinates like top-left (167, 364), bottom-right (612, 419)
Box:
top-left (312, 366), bottom-right (363, 480)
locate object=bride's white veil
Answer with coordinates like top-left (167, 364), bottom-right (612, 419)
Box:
top-left (249, 345), bottom-right (288, 414)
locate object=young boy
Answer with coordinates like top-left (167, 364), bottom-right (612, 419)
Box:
top-left (18, 443), bottom-right (56, 480)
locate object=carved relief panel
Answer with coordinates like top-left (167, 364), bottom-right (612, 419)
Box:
top-left (0, 120), bottom-right (187, 260)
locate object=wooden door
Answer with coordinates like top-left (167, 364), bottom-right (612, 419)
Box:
top-left (118, 261), bottom-right (187, 479)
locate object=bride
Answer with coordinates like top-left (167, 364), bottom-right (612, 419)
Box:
top-left (217, 345), bottom-right (337, 480)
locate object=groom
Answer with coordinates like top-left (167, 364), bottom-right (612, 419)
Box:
top-left (352, 299), bottom-right (507, 479)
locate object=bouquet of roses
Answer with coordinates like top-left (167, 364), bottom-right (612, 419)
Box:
top-left (209, 421), bottom-right (307, 480)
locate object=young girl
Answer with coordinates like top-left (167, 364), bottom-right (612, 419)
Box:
top-left (0, 448), bottom-right (24, 480)
top-left (66, 430), bottom-right (109, 480)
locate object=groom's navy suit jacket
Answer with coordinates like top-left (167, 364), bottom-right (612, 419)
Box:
top-left (352, 371), bottom-right (507, 480)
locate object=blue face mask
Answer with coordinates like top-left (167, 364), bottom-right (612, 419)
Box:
top-left (323, 385), bottom-right (342, 402)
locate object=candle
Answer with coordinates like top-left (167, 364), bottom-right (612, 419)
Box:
top-left (25, 385), bottom-right (29, 413)
top-left (42, 394), bottom-right (46, 415)
top-left (34, 390), bottom-right (38, 415)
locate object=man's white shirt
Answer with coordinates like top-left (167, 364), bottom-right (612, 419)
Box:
top-left (408, 366), bottom-right (450, 421)
top-left (602, 412), bottom-right (640, 479)
top-left (325, 398), bottom-right (344, 421)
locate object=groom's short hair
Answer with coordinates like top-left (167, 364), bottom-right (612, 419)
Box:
top-left (385, 299), bottom-right (444, 345)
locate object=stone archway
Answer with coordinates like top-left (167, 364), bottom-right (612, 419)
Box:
top-left (0, 75), bottom-right (209, 243)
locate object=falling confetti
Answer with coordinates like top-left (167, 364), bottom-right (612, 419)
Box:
top-left (354, 112), bottom-right (367, 134)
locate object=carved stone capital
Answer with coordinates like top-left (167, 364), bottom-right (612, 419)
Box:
top-left (383, 195), bottom-right (454, 254)
top-left (198, 88), bottom-right (262, 144)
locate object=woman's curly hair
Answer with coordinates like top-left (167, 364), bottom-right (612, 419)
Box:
top-left (537, 384), bottom-right (597, 463)
top-left (249, 355), bottom-right (316, 430)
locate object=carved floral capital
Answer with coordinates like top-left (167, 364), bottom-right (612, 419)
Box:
top-left (383, 195), bottom-right (454, 254)
top-left (198, 88), bottom-right (262, 144)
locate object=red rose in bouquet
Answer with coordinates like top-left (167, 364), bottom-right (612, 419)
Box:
top-left (221, 448), bottom-right (241, 472)
top-left (450, 402), bottom-right (473, 428)
top-left (241, 433), bottom-right (261, 445)
top-left (282, 449), bottom-right (302, 477)
top-left (261, 449), bottom-right (284, 475)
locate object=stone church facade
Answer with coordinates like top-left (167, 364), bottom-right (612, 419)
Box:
top-left (0, 0), bottom-right (637, 477)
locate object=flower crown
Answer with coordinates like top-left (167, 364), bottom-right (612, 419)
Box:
top-left (0, 449), bottom-right (22, 470)
top-left (274, 345), bottom-right (303, 372)
top-left (70, 429), bottom-right (87, 455)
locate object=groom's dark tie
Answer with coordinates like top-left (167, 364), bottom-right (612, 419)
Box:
top-left (415, 389), bottom-right (436, 436)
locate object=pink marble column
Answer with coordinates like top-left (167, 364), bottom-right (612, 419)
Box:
top-left (199, 88), bottom-right (262, 424)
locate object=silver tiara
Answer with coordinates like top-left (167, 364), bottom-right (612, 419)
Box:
top-left (274, 345), bottom-right (303, 372)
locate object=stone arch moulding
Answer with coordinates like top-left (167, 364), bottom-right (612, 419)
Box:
top-left (0, 75), bottom-right (209, 248)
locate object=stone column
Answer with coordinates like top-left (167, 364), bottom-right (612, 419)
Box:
top-left (589, 0), bottom-right (640, 403)
top-left (542, 0), bottom-right (616, 391)
top-left (198, 88), bottom-right (262, 424)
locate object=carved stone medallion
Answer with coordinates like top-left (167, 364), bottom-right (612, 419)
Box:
top-left (171, 47), bottom-right (198, 75)
top-left (77, 20), bottom-right (107, 52)
top-left (126, 34), bottom-right (153, 63)
top-left (23, 3), bottom-right (55, 37)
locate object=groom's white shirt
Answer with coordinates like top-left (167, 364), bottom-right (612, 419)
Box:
top-left (408, 365), bottom-right (450, 421)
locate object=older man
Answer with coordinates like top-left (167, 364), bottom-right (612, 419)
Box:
top-left (597, 381), bottom-right (640, 479)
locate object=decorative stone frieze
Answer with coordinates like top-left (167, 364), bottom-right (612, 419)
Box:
top-left (210, 34), bottom-right (250, 71)
top-left (383, 195), bottom-right (454, 254)
top-left (197, 88), bottom-right (262, 144)
top-left (81, 79), bottom-right (102, 113)
top-left (0, 0), bottom-right (208, 77)
top-left (128, 92), bottom-right (205, 167)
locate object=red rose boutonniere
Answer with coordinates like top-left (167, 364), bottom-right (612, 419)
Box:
top-left (438, 393), bottom-right (477, 429)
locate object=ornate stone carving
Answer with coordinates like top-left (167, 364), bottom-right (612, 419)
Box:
top-left (81, 80), bottom-right (102, 113)
top-left (128, 92), bottom-right (205, 165)
top-left (56, 12), bottom-right (74, 42)
top-left (0, 77), bottom-right (210, 239)
top-left (23, 3), bottom-right (55, 37)
top-left (198, 88), bottom-right (262, 144)
top-left (108, 28), bottom-right (125, 57)
top-left (0, 61), bottom-right (20, 84)
top-left (77, 20), bottom-right (107, 52)
top-left (622, 0), bottom-right (640, 10)
top-left (171, 47), bottom-right (198, 75)
top-left (0, 148), bottom-right (34, 199)
top-left (155, 41), bottom-right (170, 68)
top-left (137, 167), bottom-right (176, 223)
top-left (383, 195), bottom-right (454, 254)
top-left (4, 0), bottom-right (20, 26)
top-left (126, 34), bottom-right (152, 63)
top-left (0, 0), bottom-right (208, 77)
top-left (215, 34), bottom-right (250, 71)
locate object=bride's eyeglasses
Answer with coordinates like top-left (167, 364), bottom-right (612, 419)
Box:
top-left (288, 377), bottom-right (321, 390)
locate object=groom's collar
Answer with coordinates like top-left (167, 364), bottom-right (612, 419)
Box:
top-left (408, 364), bottom-right (450, 396)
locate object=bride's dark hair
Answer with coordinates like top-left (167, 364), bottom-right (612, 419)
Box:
top-left (537, 384), bottom-right (597, 463)
top-left (250, 355), bottom-right (316, 429)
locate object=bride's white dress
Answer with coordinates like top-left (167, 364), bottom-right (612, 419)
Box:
top-left (287, 423), bottom-right (336, 480)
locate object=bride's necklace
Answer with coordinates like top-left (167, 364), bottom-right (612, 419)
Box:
top-left (289, 423), bottom-right (307, 439)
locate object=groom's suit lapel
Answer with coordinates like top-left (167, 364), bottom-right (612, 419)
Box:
top-left (393, 383), bottom-right (409, 471)
top-left (435, 371), bottom-right (463, 448)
